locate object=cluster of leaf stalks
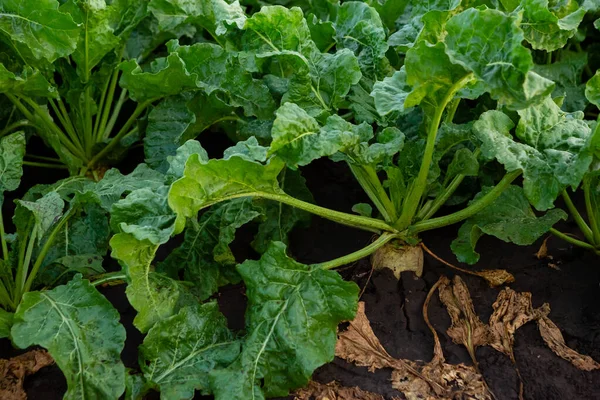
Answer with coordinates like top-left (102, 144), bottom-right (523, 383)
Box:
top-left (0, 0), bottom-right (599, 400)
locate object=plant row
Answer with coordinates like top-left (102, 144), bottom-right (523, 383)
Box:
top-left (0, 0), bottom-right (598, 399)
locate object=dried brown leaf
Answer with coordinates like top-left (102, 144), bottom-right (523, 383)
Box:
top-left (391, 361), bottom-right (491, 400)
top-left (335, 302), bottom-right (396, 372)
top-left (420, 243), bottom-right (514, 287)
top-left (488, 288), bottom-right (549, 361)
top-left (371, 244), bottom-right (423, 279)
top-left (338, 294), bottom-right (492, 400)
top-left (538, 316), bottom-right (600, 371)
top-left (294, 380), bottom-right (385, 400)
top-left (438, 276), bottom-right (491, 356)
top-left (473, 269), bottom-right (515, 287)
top-left (0, 350), bottom-right (54, 400)
top-left (535, 237), bottom-right (551, 260)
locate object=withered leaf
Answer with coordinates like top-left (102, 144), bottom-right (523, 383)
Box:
top-left (488, 288), bottom-right (549, 361)
top-left (294, 380), bottom-right (385, 400)
top-left (538, 316), bottom-right (600, 372)
top-left (438, 276), bottom-right (491, 360)
top-left (337, 300), bottom-right (492, 400)
top-left (0, 350), bottom-right (54, 400)
top-left (335, 302), bottom-right (399, 372)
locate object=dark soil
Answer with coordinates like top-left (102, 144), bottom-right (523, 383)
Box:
top-left (1, 153), bottom-right (599, 400)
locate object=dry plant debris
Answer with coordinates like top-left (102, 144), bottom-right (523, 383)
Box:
top-left (336, 302), bottom-right (492, 400)
top-left (0, 350), bottom-right (54, 400)
top-left (294, 380), bottom-right (386, 400)
top-left (420, 243), bottom-right (514, 287)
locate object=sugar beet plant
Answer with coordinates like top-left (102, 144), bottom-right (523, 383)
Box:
top-left (0, 1), bottom-right (599, 400)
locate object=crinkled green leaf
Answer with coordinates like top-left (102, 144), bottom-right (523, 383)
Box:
top-left (0, 0), bottom-right (80, 63)
top-left (90, 164), bottom-right (166, 210)
top-left (333, 2), bottom-right (388, 77)
top-left (119, 52), bottom-right (198, 102)
top-left (474, 104), bottom-right (594, 210)
top-left (0, 308), bottom-right (13, 339)
top-left (123, 40), bottom-right (275, 115)
top-left (0, 131), bottom-right (25, 193)
top-left (451, 186), bottom-right (567, 264)
top-left (520, 0), bottom-right (586, 52)
top-left (241, 6), bottom-right (361, 115)
top-left (14, 191), bottom-right (64, 245)
top-left (11, 275), bottom-right (126, 400)
top-left (148, 0), bottom-right (246, 35)
top-left (444, 8), bottom-right (554, 109)
top-left (36, 201), bottom-right (110, 285)
top-left (159, 198), bottom-right (262, 300)
top-left (145, 93), bottom-right (232, 172)
top-left (307, 14), bottom-right (334, 52)
top-left (332, 127), bottom-right (405, 168)
top-left (0, 65), bottom-right (57, 98)
top-left (388, 0), bottom-right (459, 51)
top-left (404, 40), bottom-right (471, 115)
top-left (534, 51), bottom-right (588, 112)
top-left (168, 41), bottom-right (276, 118)
top-left (111, 186), bottom-right (175, 245)
top-left (166, 139), bottom-right (209, 178)
top-left (224, 136), bottom-right (269, 162)
top-left (168, 155), bottom-right (285, 234)
top-left (110, 233), bottom-right (196, 332)
top-left (140, 303), bottom-right (239, 399)
top-left (371, 67), bottom-right (411, 116)
top-left (210, 242), bottom-right (358, 400)
top-left (64, 0), bottom-right (121, 79)
top-left (269, 103), bottom-right (371, 168)
top-left (586, 71), bottom-right (600, 108)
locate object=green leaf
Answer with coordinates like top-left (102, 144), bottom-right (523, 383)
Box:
top-left (0, 131), bottom-right (25, 193)
top-left (123, 40), bottom-right (276, 116)
top-left (11, 275), bottom-right (126, 400)
top-left (474, 104), bottom-right (594, 210)
top-left (168, 155), bottom-right (285, 234)
top-left (268, 102), bottom-right (372, 168)
top-left (119, 52), bottom-right (198, 102)
top-left (241, 6), bottom-right (361, 114)
top-left (140, 303), bottom-right (239, 399)
top-left (444, 7), bottom-right (554, 109)
top-left (520, 0), bottom-right (586, 52)
top-left (159, 198), bottom-right (262, 300)
top-left (586, 71), bottom-right (600, 108)
top-left (209, 242), bottom-right (358, 400)
top-left (451, 186), bottom-right (567, 264)
top-left (63, 0), bottom-right (121, 79)
top-left (333, 2), bottom-right (388, 77)
top-left (90, 164), bottom-right (166, 210)
top-left (14, 191), bottom-right (64, 245)
top-left (0, 308), bottom-right (13, 338)
top-left (145, 93), bottom-right (232, 172)
top-left (371, 67), bottom-right (411, 116)
top-left (110, 186), bottom-right (175, 245)
top-left (166, 139), bottom-right (209, 178)
top-left (224, 136), bottom-right (269, 162)
top-left (0, 0), bottom-right (80, 63)
top-left (388, 0), bottom-right (459, 51)
top-left (0, 65), bottom-right (57, 98)
top-left (534, 51), bottom-right (588, 112)
top-left (148, 0), bottom-right (246, 35)
top-left (352, 203), bottom-right (373, 217)
top-left (252, 168), bottom-right (313, 253)
top-left (110, 233), bottom-right (195, 332)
